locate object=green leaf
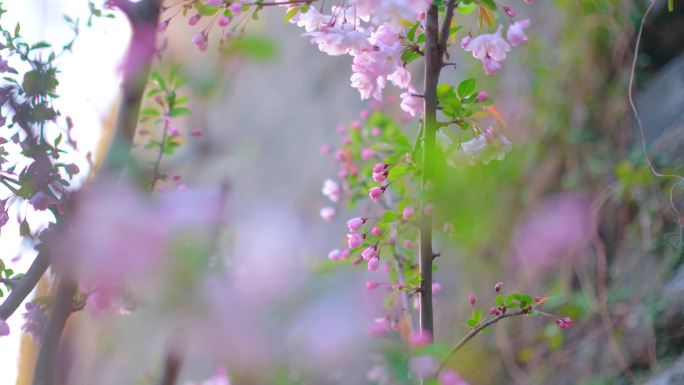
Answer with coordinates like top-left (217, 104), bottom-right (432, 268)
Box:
top-left (457, 78), bottom-right (477, 99)
top-left (380, 210), bottom-right (399, 223)
top-left (407, 22), bottom-right (420, 42)
top-left (400, 48), bottom-right (421, 65)
top-left (479, 0), bottom-right (497, 10)
top-left (169, 107), bottom-right (190, 117)
top-left (220, 35), bottom-right (277, 62)
top-left (141, 108), bottom-right (160, 118)
top-left (668, 0), bottom-right (674, 12)
top-left (495, 293), bottom-right (504, 306)
top-left (284, 7), bottom-right (300, 22)
top-left (151, 71), bottom-right (167, 90)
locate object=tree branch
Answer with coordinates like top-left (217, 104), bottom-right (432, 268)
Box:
top-left (31, 1), bottom-right (163, 384)
top-left (438, 0), bottom-right (457, 56)
top-left (418, 3), bottom-right (442, 340)
top-left (158, 352), bottom-right (182, 385)
top-left (0, 251), bottom-right (49, 320)
top-left (32, 278), bottom-right (77, 385)
top-left (437, 308), bottom-right (531, 373)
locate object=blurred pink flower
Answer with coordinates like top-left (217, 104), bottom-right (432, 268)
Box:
top-left (513, 194), bottom-right (593, 272)
top-left (0, 319), bottom-right (9, 337)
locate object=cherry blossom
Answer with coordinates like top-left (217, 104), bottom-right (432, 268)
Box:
top-left (507, 19), bottom-right (531, 47)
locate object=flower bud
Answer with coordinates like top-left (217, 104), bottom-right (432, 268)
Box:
top-left (476, 91), bottom-right (489, 102)
top-left (369, 186), bottom-right (385, 202)
top-left (367, 257), bottom-right (379, 271)
top-left (347, 233), bottom-right (365, 249)
top-left (361, 245), bottom-right (378, 260)
top-left (371, 226), bottom-right (382, 237)
top-left (504, 6), bottom-right (516, 18)
top-left (468, 293), bottom-right (476, 305)
top-left (218, 15), bottom-right (231, 27)
top-left (188, 14), bottom-right (201, 26)
top-left (495, 282), bottom-right (503, 293)
top-left (402, 206), bottom-right (415, 220)
top-left (373, 163), bottom-right (386, 173)
top-left (346, 217), bottom-right (366, 232)
top-left (365, 281), bottom-right (379, 290)
top-left (320, 207), bottom-right (336, 222)
top-left (327, 249), bottom-right (342, 261)
top-left (489, 306), bottom-right (502, 316)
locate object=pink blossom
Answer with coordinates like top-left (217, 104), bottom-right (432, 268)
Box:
top-left (504, 6), bottom-right (516, 18)
top-left (388, 66), bottom-right (411, 89)
top-left (371, 226), bottom-right (382, 237)
top-left (489, 306), bottom-right (502, 316)
top-left (188, 14), bottom-right (201, 26)
top-left (361, 148), bottom-right (375, 160)
top-left (192, 32), bottom-right (208, 52)
top-left (408, 330), bottom-right (432, 347)
top-left (322, 179), bottom-right (341, 202)
top-left (464, 26), bottom-right (511, 75)
top-left (360, 109), bottom-right (370, 120)
top-left (229, 2), bottom-right (242, 14)
top-left (0, 319), bottom-right (9, 337)
top-left (368, 318), bottom-right (390, 337)
top-left (439, 370), bottom-right (469, 385)
top-left (372, 170), bottom-right (387, 183)
top-left (361, 245), bottom-right (378, 260)
top-left (457, 128), bottom-right (512, 164)
top-left (347, 233), bottom-right (365, 249)
top-left (365, 281), bottom-right (380, 290)
top-left (432, 282), bottom-right (442, 294)
top-left (320, 207), bottom-right (336, 222)
top-left (402, 240), bottom-right (415, 249)
top-left (373, 163), bottom-right (386, 173)
top-left (218, 15), bottom-right (231, 27)
top-left (371, 127), bottom-right (381, 136)
top-left (468, 293), bottom-right (476, 305)
top-left (476, 91), bottom-right (488, 102)
top-left (555, 317), bottom-right (574, 329)
top-left (204, 0), bottom-right (223, 5)
top-left (347, 217), bottom-right (366, 232)
top-left (351, 0), bottom-right (431, 23)
top-left (367, 256), bottom-right (379, 271)
top-left (513, 194), bottom-right (593, 273)
top-left (495, 282), bottom-right (503, 293)
top-left (460, 34), bottom-right (472, 49)
top-left (507, 19), bottom-right (530, 47)
top-left (369, 186), bottom-right (385, 202)
top-left (400, 87), bottom-right (424, 117)
top-left (410, 356), bottom-right (439, 378)
top-left (328, 249), bottom-right (342, 261)
top-left (402, 206), bottom-right (415, 220)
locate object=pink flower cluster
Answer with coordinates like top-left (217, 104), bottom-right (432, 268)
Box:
top-left (288, 4), bottom-right (426, 116)
top-left (462, 19), bottom-right (530, 75)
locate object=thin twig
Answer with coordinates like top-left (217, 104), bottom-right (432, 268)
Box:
top-left (627, 0), bottom-right (683, 244)
top-left (437, 308), bottom-right (530, 373)
top-left (394, 253), bottom-right (415, 334)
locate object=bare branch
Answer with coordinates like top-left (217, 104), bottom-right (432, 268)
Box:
top-left (437, 308), bottom-right (531, 374)
top-left (0, 251), bottom-right (49, 320)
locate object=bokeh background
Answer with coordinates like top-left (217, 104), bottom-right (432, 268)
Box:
top-left (1, 0), bottom-right (683, 384)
